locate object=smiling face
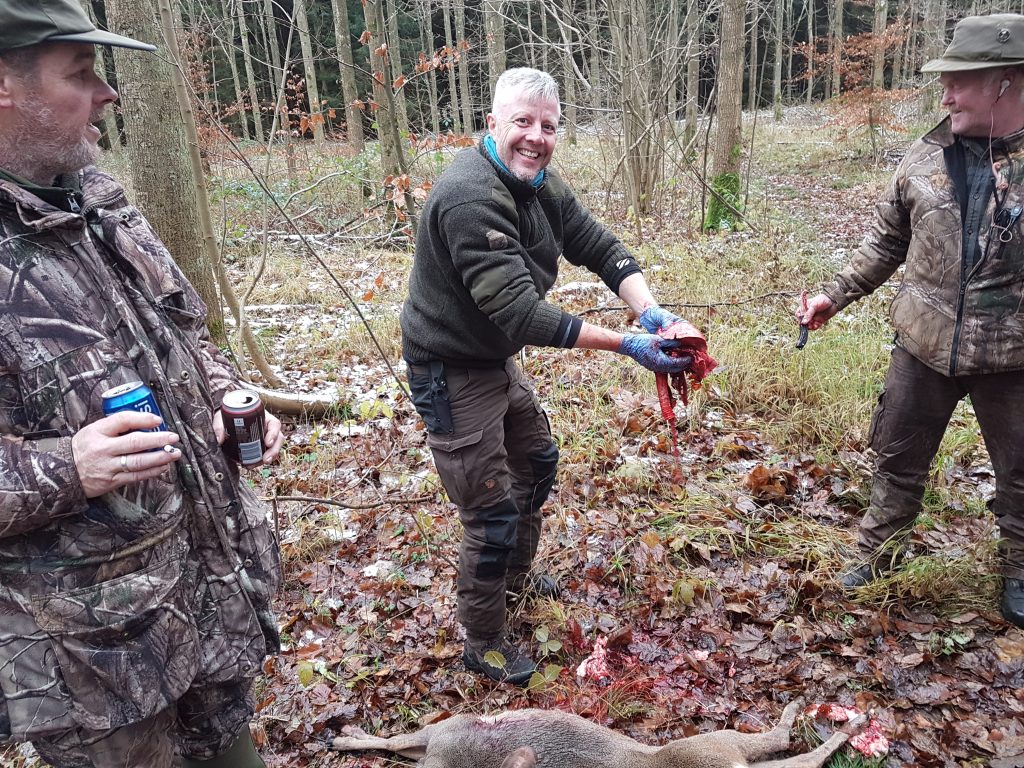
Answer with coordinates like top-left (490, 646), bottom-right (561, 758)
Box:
top-left (0, 42), bottom-right (117, 185)
top-left (939, 67), bottom-right (1024, 138)
top-left (485, 88), bottom-right (559, 182)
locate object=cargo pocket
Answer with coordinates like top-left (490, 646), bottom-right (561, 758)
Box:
top-left (426, 429), bottom-right (484, 507)
top-left (30, 551), bottom-right (199, 732)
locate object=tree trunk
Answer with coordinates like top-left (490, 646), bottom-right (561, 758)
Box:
top-left (683, 0), bottom-right (699, 147)
top-left (871, 0), bottom-right (888, 89)
top-left (236, 0), bottom-right (266, 141)
top-left (806, 0), bottom-right (815, 104)
top-left (363, 0), bottom-right (402, 174)
top-left (560, 0), bottom-right (577, 144)
top-left (587, 0), bottom-right (601, 111)
top-left (773, 0), bottom-right (784, 120)
top-left (220, 0), bottom-right (251, 140)
top-left (610, 0), bottom-right (665, 217)
top-left (540, 0), bottom-right (549, 72)
top-left (441, 0), bottom-right (463, 134)
top-left (330, 0), bottom-right (365, 150)
top-left (106, 0), bottom-right (224, 337)
top-left (295, 0), bottom-right (325, 143)
top-left (707, 0), bottom-right (745, 231)
top-left (80, 0), bottom-right (122, 154)
top-left (455, 0), bottom-right (474, 130)
top-left (484, 0), bottom-right (507, 102)
top-left (385, 0), bottom-right (411, 138)
top-left (748, 2), bottom-right (760, 112)
top-left (419, 0), bottom-right (441, 135)
top-left (828, 0), bottom-right (843, 98)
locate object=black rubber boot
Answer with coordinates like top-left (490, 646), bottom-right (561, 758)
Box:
top-left (462, 633), bottom-right (537, 686)
top-left (1001, 578), bottom-right (1024, 628)
top-left (839, 550), bottom-right (903, 589)
top-left (181, 727), bottom-right (266, 768)
top-left (508, 572), bottom-right (561, 602)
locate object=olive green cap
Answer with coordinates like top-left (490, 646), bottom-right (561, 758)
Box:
top-left (922, 14), bottom-right (1024, 72)
top-left (0, 0), bottom-right (156, 53)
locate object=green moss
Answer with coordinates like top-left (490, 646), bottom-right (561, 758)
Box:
top-left (704, 170), bottom-right (742, 232)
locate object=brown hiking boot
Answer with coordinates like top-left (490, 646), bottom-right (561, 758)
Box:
top-left (462, 634), bottom-right (537, 686)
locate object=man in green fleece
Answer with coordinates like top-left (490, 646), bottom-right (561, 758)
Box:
top-left (401, 67), bottom-right (699, 684)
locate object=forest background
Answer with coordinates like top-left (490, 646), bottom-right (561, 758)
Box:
top-left (3, 0), bottom-right (1024, 765)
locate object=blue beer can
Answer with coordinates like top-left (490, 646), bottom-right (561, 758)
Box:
top-left (101, 381), bottom-right (168, 431)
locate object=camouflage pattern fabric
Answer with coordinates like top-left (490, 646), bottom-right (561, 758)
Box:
top-left (0, 167), bottom-right (280, 743)
top-left (31, 679), bottom-right (255, 766)
top-left (823, 117), bottom-right (1024, 376)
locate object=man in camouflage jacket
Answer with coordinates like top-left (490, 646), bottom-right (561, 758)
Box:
top-left (801, 13), bottom-right (1024, 627)
top-left (0, 2), bottom-right (283, 766)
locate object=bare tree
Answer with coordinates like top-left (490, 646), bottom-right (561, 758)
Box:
top-left (484, 0), bottom-right (508, 101)
top-left (295, 0), bottom-right (325, 143)
top-left (219, 0), bottom-right (251, 140)
top-left (236, 0), bottom-right (266, 141)
top-left (385, 0), bottom-right (412, 137)
top-left (329, 0), bottom-right (365, 150)
top-left (772, 0), bottom-right (785, 119)
top-left (455, 0), bottom-right (475, 131)
top-left (828, 0), bottom-right (843, 97)
top-left (440, 0), bottom-right (464, 133)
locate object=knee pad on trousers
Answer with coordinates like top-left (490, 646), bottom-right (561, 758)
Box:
top-left (467, 498), bottom-right (519, 579)
top-left (525, 442), bottom-right (559, 512)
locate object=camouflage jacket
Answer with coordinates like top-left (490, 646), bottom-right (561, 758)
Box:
top-left (823, 118), bottom-right (1024, 376)
top-left (0, 168), bottom-right (280, 740)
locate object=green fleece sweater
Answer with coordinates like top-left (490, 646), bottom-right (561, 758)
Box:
top-left (401, 144), bottom-right (642, 365)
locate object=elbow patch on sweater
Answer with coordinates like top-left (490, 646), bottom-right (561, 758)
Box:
top-left (470, 264), bottom-right (518, 315)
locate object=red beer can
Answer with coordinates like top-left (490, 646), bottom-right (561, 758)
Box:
top-left (222, 389), bottom-right (266, 466)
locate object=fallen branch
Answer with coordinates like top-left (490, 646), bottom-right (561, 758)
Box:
top-left (247, 384), bottom-right (343, 418)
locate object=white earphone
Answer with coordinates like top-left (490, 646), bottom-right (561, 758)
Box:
top-left (1000, 79), bottom-right (1011, 96)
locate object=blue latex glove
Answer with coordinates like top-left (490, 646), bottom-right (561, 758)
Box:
top-left (638, 305), bottom-right (684, 335)
top-left (618, 333), bottom-right (693, 374)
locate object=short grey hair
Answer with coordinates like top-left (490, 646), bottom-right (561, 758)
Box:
top-left (0, 46), bottom-right (42, 78)
top-left (492, 68), bottom-right (560, 115)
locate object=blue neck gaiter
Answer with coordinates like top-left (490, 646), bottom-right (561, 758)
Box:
top-left (483, 134), bottom-right (545, 188)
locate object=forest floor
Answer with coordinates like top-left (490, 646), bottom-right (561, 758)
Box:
top-left (3, 104), bottom-right (1023, 768)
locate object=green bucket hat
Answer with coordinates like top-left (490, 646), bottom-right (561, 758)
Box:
top-left (922, 13), bottom-right (1024, 72)
top-left (0, 0), bottom-right (156, 53)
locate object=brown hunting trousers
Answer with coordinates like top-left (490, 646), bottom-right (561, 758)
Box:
top-left (859, 347), bottom-right (1024, 578)
top-left (407, 359), bottom-right (559, 639)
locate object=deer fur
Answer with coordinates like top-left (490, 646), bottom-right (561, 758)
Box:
top-left (332, 701), bottom-right (866, 768)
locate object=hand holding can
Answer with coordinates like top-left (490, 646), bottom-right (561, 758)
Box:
top-left (222, 390), bottom-right (267, 466)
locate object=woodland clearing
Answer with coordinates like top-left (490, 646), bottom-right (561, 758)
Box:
top-left (3, 102), bottom-right (1022, 768)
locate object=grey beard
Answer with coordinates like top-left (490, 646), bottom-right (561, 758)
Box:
top-left (1, 101), bottom-right (100, 186)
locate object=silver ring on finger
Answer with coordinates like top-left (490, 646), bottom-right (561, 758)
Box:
top-left (120, 454), bottom-right (128, 471)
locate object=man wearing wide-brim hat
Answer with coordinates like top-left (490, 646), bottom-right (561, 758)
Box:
top-left (0, 1), bottom-right (284, 766)
top-left (798, 12), bottom-right (1024, 629)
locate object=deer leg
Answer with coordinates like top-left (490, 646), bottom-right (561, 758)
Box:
top-left (332, 724), bottom-right (431, 760)
top-left (683, 700), bottom-right (802, 762)
top-left (749, 715), bottom-right (866, 768)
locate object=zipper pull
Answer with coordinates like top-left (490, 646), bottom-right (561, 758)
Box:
top-left (66, 193), bottom-right (81, 214)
